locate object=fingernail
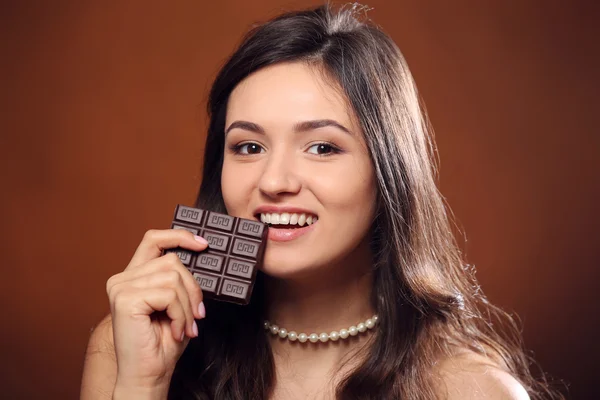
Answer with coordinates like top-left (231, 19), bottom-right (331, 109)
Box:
top-left (194, 235), bottom-right (208, 245)
top-left (198, 301), bottom-right (206, 319)
top-left (180, 331), bottom-right (185, 342)
top-left (192, 321), bottom-right (198, 337)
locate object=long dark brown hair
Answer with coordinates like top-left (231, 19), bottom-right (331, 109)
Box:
top-left (169, 4), bottom-right (562, 399)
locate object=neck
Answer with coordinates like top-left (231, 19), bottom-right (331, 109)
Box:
top-left (264, 237), bottom-right (376, 332)
top-left (262, 240), bottom-right (378, 393)
top-left (264, 257), bottom-right (376, 385)
top-left (265, 269), bottom-right (375, 333)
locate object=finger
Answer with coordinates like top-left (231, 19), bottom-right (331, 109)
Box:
top-left (126, 270), bottom-right (197, 338)
top-left (157, 314), bottom-right (191, 353)
top-left (127, 229), bottom-right (208, 270)
top-left (117, 287), bottom-right (188, 343)
top-left (107, 253), bottom-right (204, 320)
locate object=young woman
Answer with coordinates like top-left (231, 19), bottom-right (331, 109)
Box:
top-left (81, 5), bottom-right (561, 399)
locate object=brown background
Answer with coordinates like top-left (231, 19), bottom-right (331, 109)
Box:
top-left (1, 1), bottom-right (598, 399)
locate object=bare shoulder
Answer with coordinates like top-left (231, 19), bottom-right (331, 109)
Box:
top-left (434, 350), bottom-right (530, 400)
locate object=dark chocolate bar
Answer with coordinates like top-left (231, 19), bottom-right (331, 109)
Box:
top-left (164, 205), bottom-right (267, 305)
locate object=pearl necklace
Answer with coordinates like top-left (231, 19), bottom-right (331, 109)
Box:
top-left (264, 315), bottom-right (378, 343)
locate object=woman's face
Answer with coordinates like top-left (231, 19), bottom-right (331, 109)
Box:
top-left (221, 62), bottom-right (377, 279)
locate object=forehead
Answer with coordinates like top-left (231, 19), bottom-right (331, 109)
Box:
top-left (226, 62), bottom-right (358, 131)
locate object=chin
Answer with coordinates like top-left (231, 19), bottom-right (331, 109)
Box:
top-left (259, 254), bottom-right (325, 280)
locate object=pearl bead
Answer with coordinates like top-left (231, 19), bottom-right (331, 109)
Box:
top-left (263, 315), bottom-right (378, 344)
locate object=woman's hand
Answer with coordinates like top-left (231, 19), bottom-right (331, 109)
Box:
top-left (81, 229), bottom-right (207, 399)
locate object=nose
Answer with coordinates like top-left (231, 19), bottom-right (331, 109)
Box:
top-left (257, 149), bottom-right (302, 199)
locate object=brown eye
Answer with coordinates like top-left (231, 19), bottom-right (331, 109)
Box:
top-left (307, 143), bottom-right (339, 155)
top-left (247, 143), bottom-right (262, 154)
top-left (236, 143), bottom-right (264, 155)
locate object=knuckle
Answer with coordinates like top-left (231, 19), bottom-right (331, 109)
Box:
top-left (143, 229), bottom-right (159, 242)
top-left (106, 275), bottom-right (121, 297)
top-left (111, 287), bottom-right (129, 310)
top-left (105, 275), bottom-right (116, 294)
top-left (165, 253), bottom-right (179, 263)
top-left (165, 252), bottom-right (180, 266)
top-left (165, 270), bottom-right (181, 285)
top-left (166, 288), bottom-right (178, 303)
top-left (194, 283), bottom-right (204, 300)
top-left (157, 262), bottom-right (170, 273)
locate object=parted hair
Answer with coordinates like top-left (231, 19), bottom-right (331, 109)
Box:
top-left (168, 4), bottom-right (562, 399)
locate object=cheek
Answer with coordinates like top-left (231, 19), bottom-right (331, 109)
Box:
top-left (336, 181), bottom-right (377, 231)
top-left (313, 160), bottom-right (377, 228)
top-left (220, 160), bottom-right (248, 215)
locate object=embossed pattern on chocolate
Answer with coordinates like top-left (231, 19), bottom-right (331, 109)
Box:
top-left (164, 205), bottom-right (267, 305)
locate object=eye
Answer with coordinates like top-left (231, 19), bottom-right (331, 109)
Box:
top-left (232, 142), bottom-right (264, 155)
top-left (306, 142), bottom-right (341, 156)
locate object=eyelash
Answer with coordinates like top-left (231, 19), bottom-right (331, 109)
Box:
top-left (229, 141), bottom-right (343, 157)
top-left (229, 142), bottom-right (264, 155)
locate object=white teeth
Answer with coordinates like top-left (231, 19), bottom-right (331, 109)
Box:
top-left (297, 214), bottom-right (306, 226)
top-left (258, 212), bottom-right (318, 227)
top-left (271, 213), bottom-right (280, 224)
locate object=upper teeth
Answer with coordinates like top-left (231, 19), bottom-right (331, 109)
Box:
top-left (260, 212), bottom-right (318, 226)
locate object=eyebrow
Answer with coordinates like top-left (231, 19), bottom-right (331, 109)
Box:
top-left (224, 119), bottom-right (352, 136)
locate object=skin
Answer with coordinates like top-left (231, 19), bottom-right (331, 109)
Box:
top-left (80, 61), bottom-right (528, 399)
top-left (222, 62), bottom-right (378, 398)
top-left (81, 230), bottom-right (207, 400)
